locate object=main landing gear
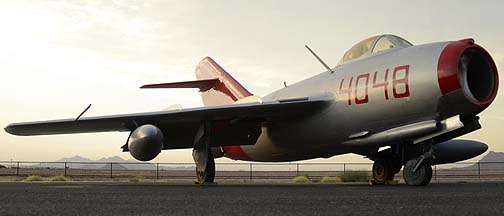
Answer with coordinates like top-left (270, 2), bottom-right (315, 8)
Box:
top-left (194, 150), bottom-right (215, 184)
top-left (371, 144), bottom-right (434, 186)
top-left (192, 123), bottom-right (216, 184)
top-left (372, 158), bottom-right (401, 184)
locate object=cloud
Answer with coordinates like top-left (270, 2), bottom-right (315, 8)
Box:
top-left (111, 0), bottom-right (140, 10)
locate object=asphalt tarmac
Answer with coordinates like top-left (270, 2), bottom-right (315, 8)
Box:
top-left (0, 182), bottom-right (502, 216)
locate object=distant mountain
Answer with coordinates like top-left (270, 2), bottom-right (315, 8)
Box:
top-left (100, 163), bottom-right (128, 170)
top-left (39, 155), bottom-right (141, 170)
top-left (39, 155), bottom-right (192, 171)
top-left (97, 156), bottom-right (135, 163)
top-left (460, 151), bottom-right (504, 170)
top-left (479, 151), bottom-right (504, 162)
top-left (55, 155), bottom-right (93, 163)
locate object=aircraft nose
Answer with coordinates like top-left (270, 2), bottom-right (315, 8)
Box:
top-left (438, 39), bottom-right (498, 104)
top-left (437, 39), bottom-right (499, 116)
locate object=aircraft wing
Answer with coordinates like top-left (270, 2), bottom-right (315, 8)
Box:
top-left (4, 95), bottom-right (333, 142)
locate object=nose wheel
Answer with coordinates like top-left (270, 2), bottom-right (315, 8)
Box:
top-left (403, 158), bottom-right (432, 186)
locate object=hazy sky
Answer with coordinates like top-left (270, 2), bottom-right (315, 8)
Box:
top-left (1, 0), bottom-right (503, 163)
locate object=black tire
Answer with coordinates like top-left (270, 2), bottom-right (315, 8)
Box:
top-left (403, 159), bottom-right (432, 186)
top-left (196, 151), bottom-right (215, 183)
top-left (372, 159), bottom-right (391, 184)
top-left (205, 153), bottom-right (215, 182)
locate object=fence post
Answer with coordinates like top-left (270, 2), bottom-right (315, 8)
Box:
top-left (343, 163), bottom-right (346, 173)
top-left (296, 163), bottom-right (299, 176)
top-left (434, 165), bottom-right (437, 181)
top-left (16, 162), bottom-right (19, 176)
top-left (249, 163), bottom-right (253, 180)
top-left (64, 162), bottom-right (67, 177)
top-left (478, 162), bottom-right (481, 179)
top-left (110, 163), bottom-right (113, 178)
top-left (156, 163), bottom-right (159, 180)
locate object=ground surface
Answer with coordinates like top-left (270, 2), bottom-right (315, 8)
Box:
top-left (0, 182), bottom-right (502, 216)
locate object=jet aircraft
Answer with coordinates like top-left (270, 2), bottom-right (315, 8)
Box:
top-left (5, 34), bottom-right (499, 186)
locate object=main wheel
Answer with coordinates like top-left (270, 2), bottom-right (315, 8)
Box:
top-left (372, 159), bottom-right (392, 184)
top-left (196, 151), bottom-right (215, 184)
top-left (403, 159), bottom-right (432, 186)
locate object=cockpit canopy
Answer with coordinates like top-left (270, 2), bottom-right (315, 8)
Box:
top-left (338, 34), bottom-right (413, 65)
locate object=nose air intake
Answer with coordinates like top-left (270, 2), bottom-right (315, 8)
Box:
top-left (437, 39), bottom-right (499, 117)
top-left (458, 48), bottom-right (496, 103)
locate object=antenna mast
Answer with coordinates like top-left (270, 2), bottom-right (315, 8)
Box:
top-left (305, 45), bottom-right (335, 74)
top-left (75, 104), bottom-right (92, 121)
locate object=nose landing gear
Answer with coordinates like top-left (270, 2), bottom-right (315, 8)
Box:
top-left (403, 148), bottom-right (434, 186)
top-left (403, 159), bottom-right (432, 186)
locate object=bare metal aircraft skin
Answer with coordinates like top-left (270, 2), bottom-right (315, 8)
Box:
top-left (5, 35), bottom-right (499, 186)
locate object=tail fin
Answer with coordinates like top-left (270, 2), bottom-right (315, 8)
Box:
top-left (196, 57), bottom-right (252, 106)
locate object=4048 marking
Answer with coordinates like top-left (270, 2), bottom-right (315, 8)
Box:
top-left (339, 65), bottom-right (410, 105)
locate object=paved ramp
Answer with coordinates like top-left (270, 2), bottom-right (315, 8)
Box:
top-left (0, 182), bottom-right (502, 215)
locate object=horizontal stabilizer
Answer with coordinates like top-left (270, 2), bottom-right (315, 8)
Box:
top-left (140, 78), bottom-right (221, 92)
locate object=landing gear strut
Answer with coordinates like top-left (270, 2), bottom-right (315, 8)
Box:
top-left (192, 123), bottom-right (216, 184)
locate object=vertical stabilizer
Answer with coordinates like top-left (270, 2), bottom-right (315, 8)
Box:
top-left (195, 57), bottom-right (253, 106)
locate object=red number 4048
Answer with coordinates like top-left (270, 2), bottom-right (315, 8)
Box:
top-left (338, 65), bottom-right (410, 105)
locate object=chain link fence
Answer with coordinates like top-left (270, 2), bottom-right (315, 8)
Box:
top-left (1, 161), bottom-right (503, 181)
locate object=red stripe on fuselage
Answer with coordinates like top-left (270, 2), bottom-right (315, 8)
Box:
top-left (222, 146), bottom-right (251, 160)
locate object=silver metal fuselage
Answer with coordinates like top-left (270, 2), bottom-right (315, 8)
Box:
top-left (236, 41), bottom-right (478, 162)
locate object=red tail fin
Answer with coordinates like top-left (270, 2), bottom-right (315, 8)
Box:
top-left (196, 57), bottom-right (252, 106)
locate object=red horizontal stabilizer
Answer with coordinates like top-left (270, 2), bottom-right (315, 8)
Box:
top-left (140, 78), bottom-right (221, 92)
